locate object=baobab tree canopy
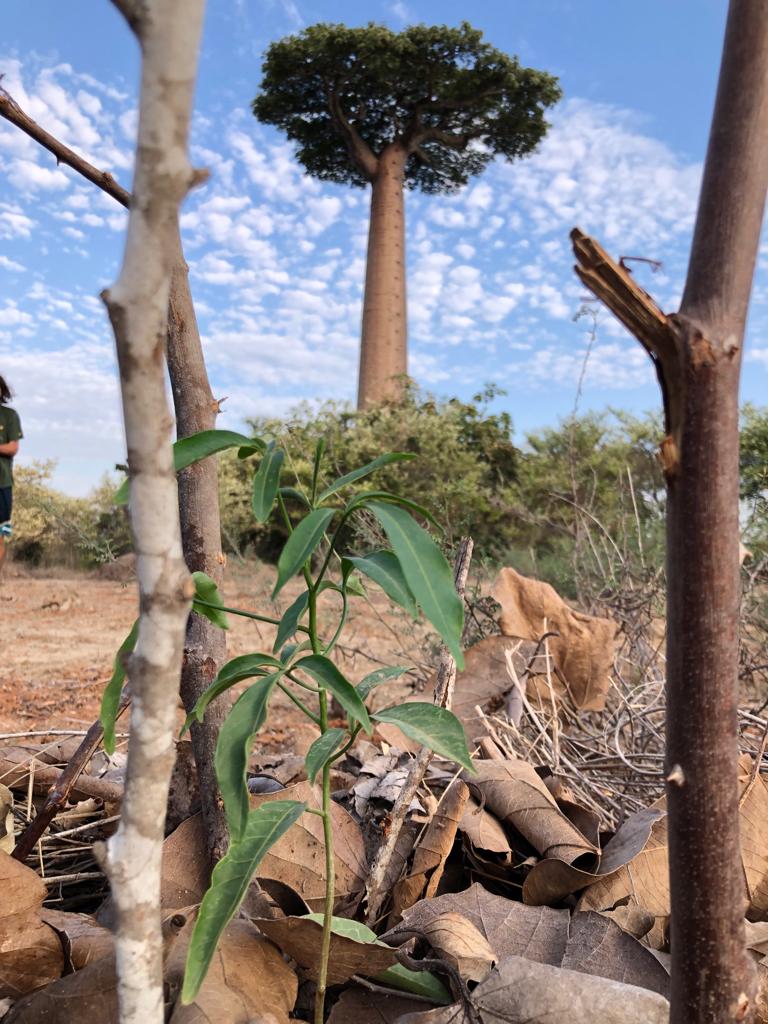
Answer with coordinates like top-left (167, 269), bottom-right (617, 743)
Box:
top-left (252, 21), bottom-right (561, 193)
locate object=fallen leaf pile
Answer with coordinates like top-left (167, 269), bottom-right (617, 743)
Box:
top-left (2, 567), bottom-right (767, 1023)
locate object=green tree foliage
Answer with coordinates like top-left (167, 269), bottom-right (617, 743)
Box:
top-left (252, 21), bottom-right (561, 194)
top-left (740, 403), bottom-right (768, 554)
top-left (12, 462), bottom-right (130, 567)
top-left (218, 385), bottom-right (519, 560)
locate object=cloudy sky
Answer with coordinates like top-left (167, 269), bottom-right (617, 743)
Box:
top-left (2, 0), bottom-right (766, 494)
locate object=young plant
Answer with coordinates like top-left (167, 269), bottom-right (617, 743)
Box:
top-left (104, 430), bottom-right (473, 1023)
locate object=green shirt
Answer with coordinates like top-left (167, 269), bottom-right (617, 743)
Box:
top-left (0, 406), bottom-right (22, 489)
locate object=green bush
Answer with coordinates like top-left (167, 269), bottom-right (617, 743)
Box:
top-left (12, 461), bottom-right (131, 568)
top-left (219, 384), bottom-right (519, 562)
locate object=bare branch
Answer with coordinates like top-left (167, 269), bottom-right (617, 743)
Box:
top-left (94, 1), bottom-right (207, 1020)
top-left (0, 85), bottom-right (130, 207)
top-left (327, 86), bottom-right (378, 179)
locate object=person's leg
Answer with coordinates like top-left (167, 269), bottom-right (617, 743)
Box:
top-left (0, 487), bottom-right (12, 577)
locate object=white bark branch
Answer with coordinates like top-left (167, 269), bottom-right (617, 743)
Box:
top-left (97, 1), bottom-right (207, 1021)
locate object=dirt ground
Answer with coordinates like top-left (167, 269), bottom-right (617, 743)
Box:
top-left (0, 559), bottom-right (427, 746)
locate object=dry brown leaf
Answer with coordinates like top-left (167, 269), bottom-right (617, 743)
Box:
top-left (413, 912), bottom-right (497, 984)
top-left (599, 904), bottom-right (655, 940)
top-left (522, 805), bottom-right (664, 903)
top-left (166, 918), bottom-right (297, 1022)
top-left (458, 796), bottom-right (510, 855)
top-left (384, 883), bottom-right (569, 966)
top-left (562, 912), bottom-right (669, 998)
top-left (746, 920), bottom-right (768, 957)
top-left (462, 759), bottom-right (598, 864)
top-left (327, 987), bottom-right (431, 1023)
top-left (8, 916), bottom-right (296, 1024)
top-left (0, 851), bottom-right (63, 999)
top-left (4, 953), bottom-right (118, 1022)
top-left (40, 910), bottom-right (113, 971)
top-left (254, 916), bottom-right (397, 985)
top-left (453, 956), bottom-right (669, 1024)
top-left (493, 567), bottom-right (618, 711)
top-left (250, 781), bottom-right (367, 912)
top-left (738, 754), bottom-right (768, 915)
top-left (442, 635), bottom-right (533, 735)
top-left (398, 1007), bottom-right (469, 1024)
top-left (161, 813), bottom-right (210, 910)
top-left (390, 780), bottom-right (469, 920)
top-left (0, 785), bottom-right (13, 855)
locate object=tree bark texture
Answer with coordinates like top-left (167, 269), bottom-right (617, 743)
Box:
top-left (571, 5), bottom-right (768, 1021)
top-left (166, 227), bottom-right (229, 863)
top-left (665, 5), bottom-right (768, 1021)
top-left (99, 1), bottom-right (207, 1021)
top-left (0, 82), bottom-right (229, 867)
top-left (357, 143), bottom-right (408, 408)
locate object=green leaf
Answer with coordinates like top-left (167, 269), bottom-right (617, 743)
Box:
top-left (344, 551), bottom-right (418, 618)
top-left (350, 490), bottom-right (440, 529)
top-left (317, 452), bottom-right (416, 503)
top-left (294, 655), bottom-right (371, 733)
top-left (279, 486), bottom-right (311, 508)
top-left (365, 501), bottom-right (464, 667)
top-left (251, 443), bottom-right (284, 523)
top-left (373, 703), bottom-right (474, 772)
top-left (183, 652), bottom-right (282, 734)
top-left (304, 728), bottom-right (346, 783)
top-left (375, 963), bottom-right (452, 1004)
top-left (300, 915), bottom-right (451, 1003)
top-left (114, 429), bottom-right (263, 504)
top-left (100, 620), bottom-right (138, 756)
top-left (356, 665), bottom-right (410, 701)
top-left (273, 590), bottom-right (309, 653)
top-left (303, 913), bottom-right (378, 942)
top-left (191, 571), bottom-right (229, 630)
top-left (272, 508), bottom-right (335, 598)
top-left (182, 799), bottom-right (305, 1004)
top-left (215, 673), bottom-right (282, 839)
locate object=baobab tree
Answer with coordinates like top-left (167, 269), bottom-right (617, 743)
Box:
top-left (252, 21), bottom-right (560, 407)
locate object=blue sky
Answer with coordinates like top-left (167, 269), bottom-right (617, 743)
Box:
top-left (1, 0), bottom-right (766, 495)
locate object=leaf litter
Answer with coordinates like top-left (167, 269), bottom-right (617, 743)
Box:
top-left (3, 565), bottom-right (768, 1022)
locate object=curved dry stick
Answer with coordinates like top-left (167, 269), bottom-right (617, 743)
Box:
top-left (11, 692), bottom-right (130, 862)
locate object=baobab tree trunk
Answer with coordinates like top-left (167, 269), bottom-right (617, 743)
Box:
top-left (572, 3), bottom-right (768, 1021)
top-left (357, 143), bottom-right (408, 408)
top-left (0, 86), bottom-right (229, 866)
top-left (98, 0), bottom-right (206, 1020)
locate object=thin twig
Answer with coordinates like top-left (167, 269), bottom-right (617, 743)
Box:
top-left (12, 693), bottom-right (130, 861)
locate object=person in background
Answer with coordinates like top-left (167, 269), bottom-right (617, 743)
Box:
top-left (0, 375), bottom-right (22, 577)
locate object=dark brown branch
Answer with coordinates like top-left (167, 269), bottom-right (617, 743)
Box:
top-left (418, 126), bottom-right (471, 150)
top-left (570, 228), bottom-right (683, 476)
top-left (327, 86), bottom-right (378, 180)
top-left (12, 694), bottom-right (130, 862)
top-left (0, 86), bottom-right (130, 208)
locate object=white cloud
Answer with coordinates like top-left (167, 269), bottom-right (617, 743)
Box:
top-left (0, 255), bottom-right (25, 272)
top-left (7, 158), bottom-right (71, 192)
